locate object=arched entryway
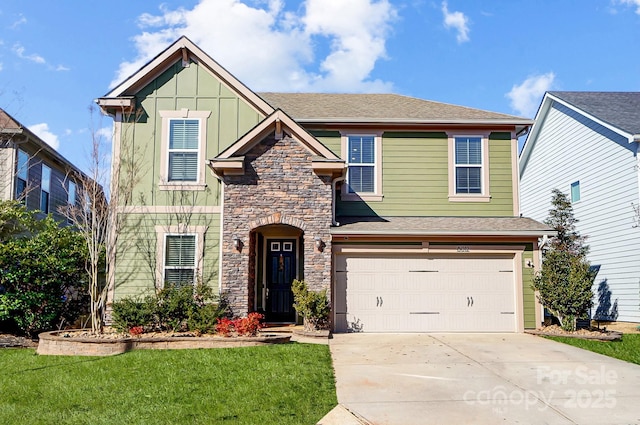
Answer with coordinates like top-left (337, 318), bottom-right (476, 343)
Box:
top-left (251, 224), bottom-right (303, 323)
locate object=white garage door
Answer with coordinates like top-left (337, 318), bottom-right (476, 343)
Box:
top-left (334, 254), bottom-right (517, 333)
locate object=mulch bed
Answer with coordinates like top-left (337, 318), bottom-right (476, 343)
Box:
top-left (526, 325), bottom-right (622, 341)
top-left (0, 333), bottom-right (38, 348)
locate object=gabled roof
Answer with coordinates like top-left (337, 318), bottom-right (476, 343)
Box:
top-left (259, 92), bottom-right (532, 126)
top-left (98, 36), bottom-right (273, 116)
top-left (548, 91), bottom-right (640, 135)
top-left (520, 91), bottom-right (640, 174)
top-left (209, 109), bottom-right (344, 177)
top-left (0, 107), bottom-right (86, 177)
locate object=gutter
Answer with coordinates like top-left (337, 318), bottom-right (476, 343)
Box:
top-left (330, 229), bottom-right (554, 237)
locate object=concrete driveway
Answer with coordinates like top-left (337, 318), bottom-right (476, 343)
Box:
top-left (329, 333), bottom-right (640, 425)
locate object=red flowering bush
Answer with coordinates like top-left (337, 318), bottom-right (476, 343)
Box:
top-left (234, 312), bottom-right (264, 336)
top-left (215, 313), bottom-right (264, 337)
top-left (128, 326), bottom-right (144, 336)
top-left (215, 317), bottom-right (234, 337)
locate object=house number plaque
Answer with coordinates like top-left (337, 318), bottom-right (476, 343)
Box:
top-left (456, 246), bottom-right (470, 253)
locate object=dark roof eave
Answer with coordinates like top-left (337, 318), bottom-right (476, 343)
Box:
top-left (296, 118), bottom-right (534, 126)
top-left (330, 229), bottom-right (552, 237)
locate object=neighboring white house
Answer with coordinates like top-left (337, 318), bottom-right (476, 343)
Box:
top-left (520, 91), bottom-right (640, 323)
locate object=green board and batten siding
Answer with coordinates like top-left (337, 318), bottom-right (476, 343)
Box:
top-left (123, 60), bottom-right (263, 208)
top-left (312, 131), bottom-right (515, 217)
top-left (113, 60), bottom-right (263, 299)
top-left (114, 213), bottom-right (220, 299)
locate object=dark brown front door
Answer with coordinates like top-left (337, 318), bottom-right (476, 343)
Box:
top-left (266, 239), bottom-right (296, 322)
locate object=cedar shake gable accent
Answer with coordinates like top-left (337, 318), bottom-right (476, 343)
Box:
top-left (97, 36), bottom-right (273, 116)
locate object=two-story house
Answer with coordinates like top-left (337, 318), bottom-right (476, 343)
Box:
top-left (520, 91), bottom-right (640, 324)
top-left (98, 36), bottom-right (549, 333)
top-left (1, 107), bottom-right (84, 223)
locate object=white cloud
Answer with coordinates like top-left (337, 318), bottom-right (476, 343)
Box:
top-left (617, 0), bottom-right (640, 14)
top-left (29, 123), bottom-right (60, 150)
top-left (111, 0), bottom-right (397, 93)
top-left (506, 72), bottom-right (555, 117)
top-left (441, 1), bottom-right (470, 43)
top-left (10, 15), bottom-right (27, 30)
top-left (96, 127), bottom-right (113, 144)
top-left (13, 43), bottom-right (45, 64)
top-left (55, 64), bottom-right (70, 71)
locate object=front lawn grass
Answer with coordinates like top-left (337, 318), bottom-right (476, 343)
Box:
top-left (0, 343), bottom-right (337, 425)
top-left (547, 334), bottom-right (640, 365)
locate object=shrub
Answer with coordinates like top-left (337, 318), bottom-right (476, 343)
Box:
top-left (291, 279), bottom-right (330, 331)
top-left (0, 201), bottom-right (89, 337)
top-left (111, 297), bottom-right (154, 333)
top-left (215, 313), bottom-right (264, 337)
top-left (533, 189), bottom-right (594, 331)
top-left (112, 282), bottom-right (226, 335)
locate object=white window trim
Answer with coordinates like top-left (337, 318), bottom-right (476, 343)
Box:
top-left (447, 132), bottom-right (491, 202)
top-left (340, 131), bottom-right (383, 201)
top-left (155, 225), bottom-right (208, 288)
top-left (159, 109), bottom-right (211, 191)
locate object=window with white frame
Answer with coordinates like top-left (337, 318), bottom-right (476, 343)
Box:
top-left (346, 135), bottom-right (376, 193)
top-left (571, 181), bottom-right (581, 203)
top-left (40, 164), bottom-right (51, 213)
top-left (454, 136), bottom-right (483, 194)
top-left (168, 119), bottom-right (200, 182)
top-left (15, 149), bottom-right (29, 201)
top-left (164, 234), bottom-right (196, 286)
top-left (159, 110), bottom-right (211, 190)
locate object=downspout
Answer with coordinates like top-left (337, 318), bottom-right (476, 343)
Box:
top-left (331, 174), bottom-right (345, 227)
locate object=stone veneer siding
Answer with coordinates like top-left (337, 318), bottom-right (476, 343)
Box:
top-left (220, 135), bottom-right (333, 317)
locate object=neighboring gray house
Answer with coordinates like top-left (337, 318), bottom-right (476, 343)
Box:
top-left (0, 107), bottom-right (85, 223)
top-left (520, 91), bottom-right (640, 323)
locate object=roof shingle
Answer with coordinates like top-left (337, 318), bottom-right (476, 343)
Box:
top-left (549, 91), bottom-right (640, 135)
top-left (258, 93), bottom-right (530, 124)
top-left (331, 216), bottom-right (552, 237)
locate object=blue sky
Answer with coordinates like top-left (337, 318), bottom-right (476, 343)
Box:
top-left (1, 0), bottom-right (639, 173)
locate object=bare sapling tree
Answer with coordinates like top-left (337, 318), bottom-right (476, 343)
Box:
top-left (60, 105), bottom-right (143, 333)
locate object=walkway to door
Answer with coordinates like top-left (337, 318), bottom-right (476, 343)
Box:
top-left (328, 333), bottom-right (640, 424)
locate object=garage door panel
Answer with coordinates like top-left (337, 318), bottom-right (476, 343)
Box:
top-left (336, 254), bottom-right (518, 332)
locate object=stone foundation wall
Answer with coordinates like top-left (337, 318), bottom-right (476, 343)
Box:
top-left (220, 135), bottom-right (333, 316)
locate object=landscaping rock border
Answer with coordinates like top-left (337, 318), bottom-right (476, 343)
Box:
top-left (37, 330), bottom-right (291, 356)
top-left (526, 329), bottom-right (622, 342)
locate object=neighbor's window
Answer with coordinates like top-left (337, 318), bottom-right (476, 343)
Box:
top-left (454, 136), bottom-right (483, 194)
top-left (15, 149), bottom-right (29, 201)
top-left (40, 164), bottom-right (51, 213)
top-left (346, 135), bottom-right (376, 193)
top-left (164, 234), bottom-right (196, 286)
top-left (168, 119), bottom-right (200, 182)
top-left (571, 181), bottom-right (581, 203)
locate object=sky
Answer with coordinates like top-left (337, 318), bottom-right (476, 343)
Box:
top-left (1, 0), bottom-right (639, 174)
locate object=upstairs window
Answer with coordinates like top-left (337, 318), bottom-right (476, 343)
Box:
top-left (68, 181), bottom-right (77, 206)
top-left (40, 164), bottom-right (51, 213)
top-left (455, 136), bottom-right (482, 194)
top-left (346, 135), bottom-right (376, 193)
top-left (571, 181), bottom-right (581, 203)
top-left (159, 110), bottom-right (211, 190)
top-left (164, 234), bottom-right (196, 287)
top-left (168, 119), bottom-right (199, 182)
top-left (15, 149), bottom-right (29, 201)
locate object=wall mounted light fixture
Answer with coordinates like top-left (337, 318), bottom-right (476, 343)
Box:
top-left (314, 236), bottom-right (325, 252)
top-left (232, 235), bottom-right (242, 251)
